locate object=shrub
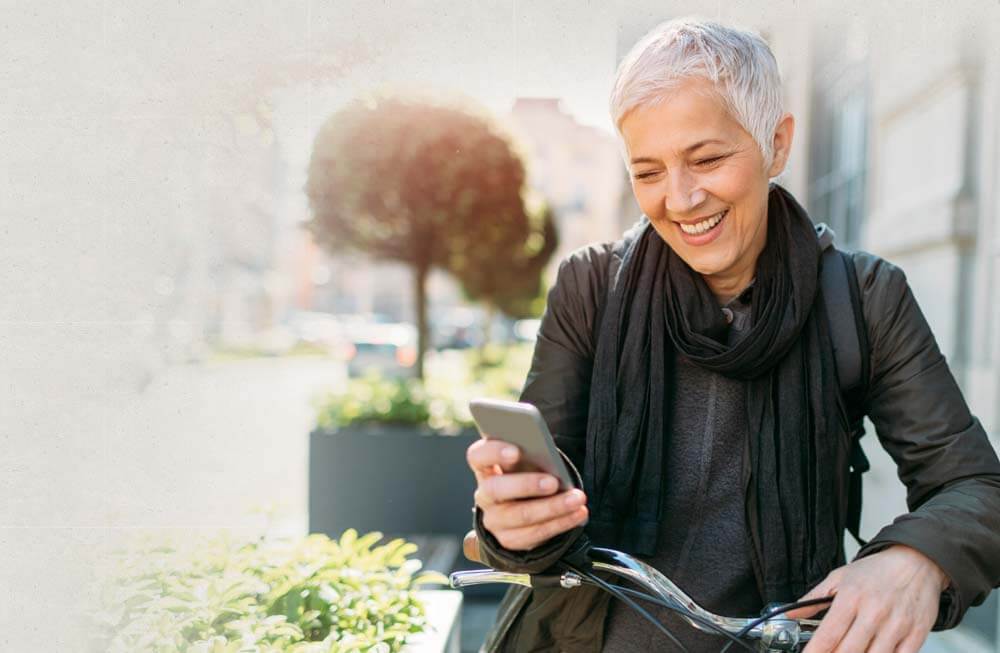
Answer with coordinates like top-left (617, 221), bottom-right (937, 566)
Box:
top-left (312, 344), bottom-right (534, 434)
top-left (314, 374), bottom-right (435, 432)
top-left (91, 529), bottom-right (449, 653)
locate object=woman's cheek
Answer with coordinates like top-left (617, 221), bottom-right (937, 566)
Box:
top-left (634, 186), bottom-right (664, 222)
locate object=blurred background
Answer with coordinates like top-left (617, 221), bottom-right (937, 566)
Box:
top-left (3, 1), bottom-right (999, 651)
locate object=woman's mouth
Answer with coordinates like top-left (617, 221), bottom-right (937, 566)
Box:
top-left (676, 209), bottom-right (728, 245)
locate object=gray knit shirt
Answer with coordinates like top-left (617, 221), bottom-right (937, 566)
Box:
top-left (601, 283), bottom-right (763, 652)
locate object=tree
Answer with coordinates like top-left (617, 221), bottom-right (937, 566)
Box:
top-left (305, 92), bottom-right (533, 378)
top-left (452, 199), bottom-right (559, 343)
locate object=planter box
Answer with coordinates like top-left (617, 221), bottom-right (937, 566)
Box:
top-left (309, 423), bottom-right (508, 599)
top-left (309, 424), bottom-right (479, 538)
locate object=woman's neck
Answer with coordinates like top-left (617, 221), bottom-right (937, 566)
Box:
top-left (706, 219), bottom-right (767, 305)
top-left (707, 274), bottom-right (755, 306)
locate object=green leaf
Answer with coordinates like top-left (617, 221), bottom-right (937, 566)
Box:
top-left (353, 531), bottom-right (384, 553)
top-left (339, 529), bottom-right (358, 551)
top-left (387, 543), bottom-right (418, 567)
top-left (91, 531), bottom-right (435, 651)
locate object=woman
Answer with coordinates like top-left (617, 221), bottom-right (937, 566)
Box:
top-left (465, 17), bottom-right (1000, 653)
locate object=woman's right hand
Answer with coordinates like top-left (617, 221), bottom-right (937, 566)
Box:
top-left (466, 437), bottom-right (589, 551)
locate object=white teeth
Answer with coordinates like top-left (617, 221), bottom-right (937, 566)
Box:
top-left (679, 210), bottom-right (727, 235)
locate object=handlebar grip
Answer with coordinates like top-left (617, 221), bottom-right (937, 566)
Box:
top-left (530, 574), bottom-right (569, 588)
top-left (463, 529), bottom-right (482, 563)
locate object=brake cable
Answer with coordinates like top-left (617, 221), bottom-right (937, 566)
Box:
top-left (718, 596), bottom-right (833, 653)
top-left (588, 580), bottom-right (758, 652)
top-left (566, 558), bottom-right (819, 652)
top-left (562, 561), bottom-right (692, 653)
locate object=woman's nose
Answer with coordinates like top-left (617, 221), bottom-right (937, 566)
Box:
top-left (664, 170), bottom-right (707, 215)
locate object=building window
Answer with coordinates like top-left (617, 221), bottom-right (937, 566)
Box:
top-left (808, 68), bottom-right (869, 249)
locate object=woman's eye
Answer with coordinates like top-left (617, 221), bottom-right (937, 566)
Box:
top-left (694, 155), bottom-right (725, 166)
top-left (633, 171), bottom-right (658, 180)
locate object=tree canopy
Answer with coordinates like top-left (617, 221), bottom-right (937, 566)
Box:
top-left (306, 92), bottom-right (557, 376)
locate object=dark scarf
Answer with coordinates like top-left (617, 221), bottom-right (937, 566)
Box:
top-left (583, 183), bottom-right (845, 602)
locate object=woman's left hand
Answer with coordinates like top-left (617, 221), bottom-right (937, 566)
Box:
top-left (784, 543), bottom-right (950, 653)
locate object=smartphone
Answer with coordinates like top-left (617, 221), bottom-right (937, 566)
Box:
top-left (468, 397), bottom-right (575, 491)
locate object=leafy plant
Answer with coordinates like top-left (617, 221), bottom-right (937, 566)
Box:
top-left (451, 197), bottom-right (559, 331)
top-left (91, 529), bottom-right (449, 653)
top-left (313, 374), bottom-right (435, 432)
top-left (313, 344), bottom-right (535, 434)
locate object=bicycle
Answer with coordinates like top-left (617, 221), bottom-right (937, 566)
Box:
top-left (450, 532), bottom-right (832, 652)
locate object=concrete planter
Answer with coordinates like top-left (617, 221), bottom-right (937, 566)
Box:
top-left (309, 423), bottom-right (479, 538)
top-left (309, 423), bottom-right (507, 600)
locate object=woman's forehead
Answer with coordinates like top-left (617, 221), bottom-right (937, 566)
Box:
top-left (622, 93), bottom-right (744, 160)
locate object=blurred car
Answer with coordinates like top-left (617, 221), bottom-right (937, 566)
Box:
top-left (430, 307), bottom-right (485, 350)
top-left (345, 323), bottom-right (419, 378)
top-left (285, 311), bottom-right (397, 358)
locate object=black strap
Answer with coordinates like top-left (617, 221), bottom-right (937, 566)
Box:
top-left (818, 224), bottom-right (871, 547)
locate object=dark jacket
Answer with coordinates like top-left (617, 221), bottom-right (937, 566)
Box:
top-left (472, 235), bottom-right (1000, 653)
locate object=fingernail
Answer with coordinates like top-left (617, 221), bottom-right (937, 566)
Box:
top-left (501, 446), bottom-right (517, 460)
top-left (539, 477), bottom-right (557, 491)
top-left (565, 491), bottom-right (583, 507)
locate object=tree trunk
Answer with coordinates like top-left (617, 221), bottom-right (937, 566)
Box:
top-left (413, 263), bottom-right (429, 380)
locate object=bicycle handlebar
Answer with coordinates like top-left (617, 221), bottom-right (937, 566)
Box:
top-left (450, 542), bottom-right (822, 652)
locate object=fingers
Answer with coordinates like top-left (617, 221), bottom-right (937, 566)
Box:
top-left (491, 504), bottom-right (590, 551)
top-left (802, 593), bottom-right (854, 653)
top-left (784, 597), bottom-right (832, 621)
top-left (891, 596), bottom-right (936, 653)
top-left (466, 438), bottom-right (521, 483)
top-left (865, 618), bottom-right (910, 653)
top-left (786, 572), bottom-right (840, 620)
top-left (796, 550), bottom-right (942, 653)
top-left (467, 437), bottom-right (589, 551)
top-left (476, 468), bottom-right (569, 506)
top-left (830, 607), bottom-right (878, 653)
top-left (894, 628), bottom-right (930, 653)
top-left (482, 488), bottom-right (586, 531)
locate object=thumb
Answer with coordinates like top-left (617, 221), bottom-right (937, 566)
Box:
top-left (783, 575), bottom-right (839, 620)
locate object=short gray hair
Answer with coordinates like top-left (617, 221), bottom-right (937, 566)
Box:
top-left (609, 17), bottom-right (784, 171)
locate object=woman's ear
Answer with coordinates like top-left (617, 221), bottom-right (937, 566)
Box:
top-left (767, 113), bottom-right (795, 177)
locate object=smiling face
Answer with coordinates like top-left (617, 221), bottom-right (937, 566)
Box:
top-left (620, 77), bottom-right (794, 303)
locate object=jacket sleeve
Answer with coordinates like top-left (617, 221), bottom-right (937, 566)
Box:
top-left (473, 246), bottom-right (610, 574)
top-left (851, 253), bottom-right (1000, 630)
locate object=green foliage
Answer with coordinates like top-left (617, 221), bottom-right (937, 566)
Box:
top-left (91, 529), bottom-right (449, 653)
top-left (313, 344), bottom-right (535, 434)
top-left (452, 200), bottom-right (559, 321)
top-left (313, 374), bottom-right (434, 432)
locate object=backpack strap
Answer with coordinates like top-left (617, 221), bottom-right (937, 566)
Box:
top-left (817, 223), bottom-right (871, 547)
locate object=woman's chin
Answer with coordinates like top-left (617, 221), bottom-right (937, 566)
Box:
top-left (677, 251), bottom-right (733, 278)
